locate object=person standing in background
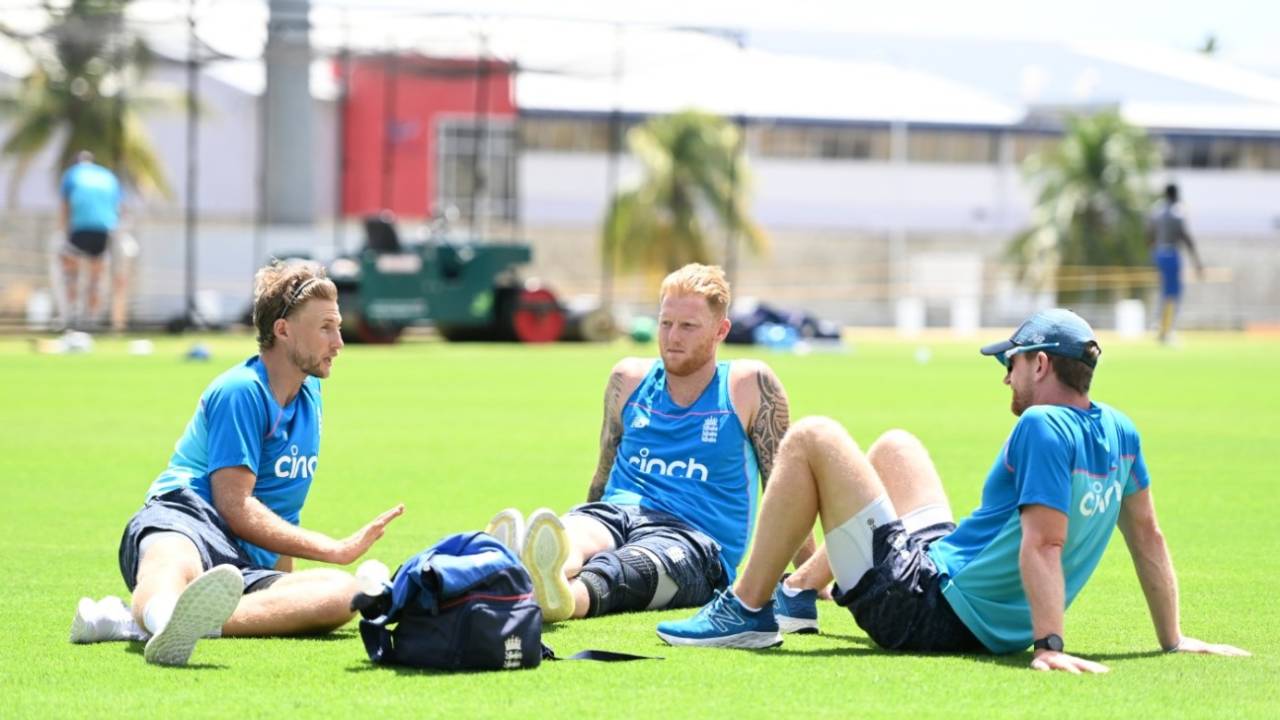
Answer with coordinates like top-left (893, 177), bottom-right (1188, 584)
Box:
top-left (58, 150), bottom-right (122, 330)
top-left (1146, 183), bottom-right (1203, 345)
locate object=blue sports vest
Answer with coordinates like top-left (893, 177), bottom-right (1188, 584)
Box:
top-left (601, 360), bottom-right (759, 580)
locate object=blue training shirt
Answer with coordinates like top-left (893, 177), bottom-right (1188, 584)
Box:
top-left (602, 360), bottom-right (759, 581)
top-left (60, 163), bottom-right (121, 232)
top-left (927, 401), bottom-right (1150, 654)
top-left (148, 356), bottom-right (323, 569)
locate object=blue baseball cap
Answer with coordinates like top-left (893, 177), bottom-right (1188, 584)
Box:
top-left (980, 308), bottom-right (1101, 368)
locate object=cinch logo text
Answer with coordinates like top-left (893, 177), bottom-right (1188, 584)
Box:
top-left (628, 447), bottom-right (708, 482)
top-left (1079, 479), bottom-right (1123, 517)
top-left (275, 444), bottom-right (318, 479)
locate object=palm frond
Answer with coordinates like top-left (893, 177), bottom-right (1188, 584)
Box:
top-left (1, 0), bottom-right (173, 203)
top-left (1008, 110), bottom-right (1161, 303)
top-left (602, 109), bottom-right (767, 277)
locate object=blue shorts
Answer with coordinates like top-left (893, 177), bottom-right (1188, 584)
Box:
top-left (118, 488), bottom-right (284, 593)
top-left (568, 502), bottom-right (725, 609)
top-left (1154, 249), bottom-right (1182, 299)
top-left (834, 520), bottom-right (987, 653)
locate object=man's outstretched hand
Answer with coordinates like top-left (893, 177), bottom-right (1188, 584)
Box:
top-left (330, 504), bottom-right (405, 565)
top-left (1170, 637), bottom-right (1250, 657)
top-left (1030, 637), bottom-right (1250, 674)
top-left (1030, 649), bottom-right (1110, 674)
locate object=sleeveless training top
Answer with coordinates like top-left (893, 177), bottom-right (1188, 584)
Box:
top-left (601, 360), bottom-right (759, 580)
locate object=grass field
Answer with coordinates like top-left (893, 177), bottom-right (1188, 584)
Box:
top-left (1, 331), bottom-right (1276, 718)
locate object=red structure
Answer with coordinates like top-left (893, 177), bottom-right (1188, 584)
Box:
top-left (339, 56), bottom-right (516, 218)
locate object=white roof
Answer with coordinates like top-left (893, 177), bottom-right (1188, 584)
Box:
top-left (1121, 102), bottom-right (1280, 133)
top-left (517, 40), bottom-right (1020, 126)
top-left (1, 2), bottom-right (1277, 133)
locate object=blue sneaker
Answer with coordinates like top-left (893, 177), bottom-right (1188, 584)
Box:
top-left (656, 589), bottom-right (782, 649)
top-left (773, 580), bottom-right (819, 634)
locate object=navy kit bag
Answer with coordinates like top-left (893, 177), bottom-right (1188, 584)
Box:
top-left (353, 532), bottom-right (544, 670)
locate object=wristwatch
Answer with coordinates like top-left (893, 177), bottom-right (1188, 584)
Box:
top-left (1033, 634), bottom-right (1064, 652)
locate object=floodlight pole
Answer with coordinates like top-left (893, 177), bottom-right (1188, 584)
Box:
top-left (724, 29), bottom-right (747, 291)
top-left (379, 48), bottom-right (398, 211)
top-left (253, 33), bottom-right (269, 274)
top-left (602, 23), bottom-right (624, 315)
top-left (183, 0), bottom-right (201, 327)
top-left (110, 13), bottom-right (126, 179)
top-left (333, 9), bottom-right (350, 253)
top-left (471, 30), bottom-right (492, 242)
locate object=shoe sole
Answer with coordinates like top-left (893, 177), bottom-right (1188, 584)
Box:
top-left (485, 508), bottom-right (525, 554)
top-left (522, 509), bottom-right (575, 623)
top-left (656, 629), bottom-right (783, 649)
top-left (144, 565), bottom-right (243, 666)
top-left (778, 616), bottom-right (820, 634)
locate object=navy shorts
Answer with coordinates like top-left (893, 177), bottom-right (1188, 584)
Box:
top-left (834, 520), bottom-right (987, 653)
top-left (68, 229), bottom-right (109, 258)
top-left (568, 502), bottom-right (725, 608)
top-left (118, 488), bottom-right (284, 593)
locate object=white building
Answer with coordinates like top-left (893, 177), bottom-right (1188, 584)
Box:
top-left (2, 12), bottom-right (1277, 327)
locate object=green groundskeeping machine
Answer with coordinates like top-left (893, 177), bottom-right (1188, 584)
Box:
top-left (328, 217), bottom-right (566, 344)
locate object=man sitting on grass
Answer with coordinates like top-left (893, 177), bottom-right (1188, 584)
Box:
top-left (70, 260), bottom-right (403, 666)
top-left (657, 309), bottom-right (1249, 672)
top-left (486, 263), bottom-right (823, 629)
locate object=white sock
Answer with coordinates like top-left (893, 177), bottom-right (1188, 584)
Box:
top-left (826, 494), bottom-right (898, 591)
top-left (142, 592), bottom-right (178, 636)
top-left (112, 615), bottom-right (148, 641)
top-left (98, 597), bottom-right (148, 640)
top-left (780, 582), bottom-right (803, 597)
top-left (735, 591), bottom-right (763, 613)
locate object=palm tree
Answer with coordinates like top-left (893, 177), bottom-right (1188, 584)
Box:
top-left (1008, 111), bottom-right (1161, 304)
top-left (0, 0), bottom-right (171, 205)
top-left (602, 110), bottom-right (768, 278)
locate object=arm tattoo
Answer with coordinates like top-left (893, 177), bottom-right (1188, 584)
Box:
top-left (587, 371), bottom-right (625, 502)
top-left (749, 370), bottom-right (812, 568)
top-left (750, 369), bottom-right (790, 487)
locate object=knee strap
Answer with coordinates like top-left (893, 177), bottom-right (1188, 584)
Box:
top-left (634, 548), bottom-right (679, 609)
top-left (579, 546), bottom-right (674, 617)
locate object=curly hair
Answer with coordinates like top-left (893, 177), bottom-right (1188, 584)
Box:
top-left (252, 260), bottom-right (338, 350)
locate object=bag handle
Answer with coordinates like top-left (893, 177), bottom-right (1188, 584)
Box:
top-left (541, 644), bottom-right (662, 662)
top-left (358, 620), bottom-right (395, 664)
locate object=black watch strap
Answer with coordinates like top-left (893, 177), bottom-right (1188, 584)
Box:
top-left (1033, 633), bottom-right (1064, 652)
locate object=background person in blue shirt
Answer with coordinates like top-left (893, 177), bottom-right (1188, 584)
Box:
top-left (1146, 183), bottom-right (1204, 345)
top-left (58, 151), bottom-right (121, 328)
top-left (70, 261), bottom-right (404, 666)
top-left (657, 309), bottom-right (1248, 672)
top-left (484, 264), bottom-right (821, 627)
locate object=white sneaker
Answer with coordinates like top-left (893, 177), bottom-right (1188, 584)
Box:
top-left (522, 508), bottom-right (575, 623)
top-left (143, 565), bottom-right (243, 666)
top-left (70, 596), bottom-right (147, 643)
top-left (485, 508), bottom-right (526, 554)
top-left (69, 597), bottom-right (102, 644)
